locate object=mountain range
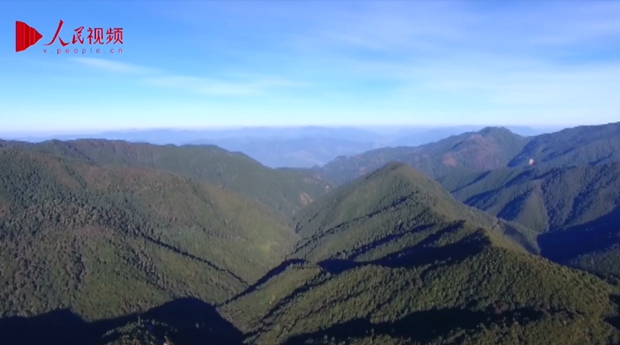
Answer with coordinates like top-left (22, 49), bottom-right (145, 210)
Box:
top-left (1, 122), bottom-right (620, 344)
top-left (2, 125), bottom-right (558, 169)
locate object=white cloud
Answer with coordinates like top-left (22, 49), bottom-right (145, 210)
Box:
top-left (71, 57), bottom-right (158, 74)
top-left (143, 75), bottom-right (306, 96)
top-left (70, 56), bottom-right (306, 97)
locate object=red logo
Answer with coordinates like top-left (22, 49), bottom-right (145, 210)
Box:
top-left (15, 21), bottom-right (43, 52)
top-left (15, 20), bottom-right (124, 53)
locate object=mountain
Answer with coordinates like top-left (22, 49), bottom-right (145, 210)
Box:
top-left (0, 147), bottom-right (298, 322)
top-left (4, 127), bottom-right (382, 169)
top-left (220, 163), bottom-right (620, 345)
top-left (2, 125), bottom-right (559, 169)
top-left (443, 163), bottom-right (620, 278)
top-left (387, 125), bottom-right (552, 147)
top-left (291, 162), bottom-right (539, 260)
top-left (319, 126), bottom-right (530, 186)
top-left (318, 122), bottom-right (620, 188)
top-left (3, 132), bottom-right (620, 344)
top-left (508, 122), bottom-right (620, 168)
top-left (4, 127), bottom-right (382, 145)
top-left (186, 137), bottom-right (377, 168)
top-left (0, 139), bottom-right (330, 221)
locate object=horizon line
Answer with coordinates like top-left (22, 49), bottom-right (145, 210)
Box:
top-left (0, 123), bottom-right (581, 137)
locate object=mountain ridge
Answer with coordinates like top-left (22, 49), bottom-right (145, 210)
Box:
top-left (220, 161), bottom-right (620, 345)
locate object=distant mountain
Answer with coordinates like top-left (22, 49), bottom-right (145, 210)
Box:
top-left (0, 147), bottom-right (297, 322)
top-left (319, 126), bottom-right (530, 186)
top-left (317, 122), bottom-right (620, 187)
top-left (386, 125), bottom-right (552, 147)
top-left (508, 122), bottom-right (620, 168)
top-left (1, 127), bottom-right (380, 144)
top-left (0, 139), bottom-right (331, 220)
top-left (186, 137), bottom-right (377, 168)
top-left (1, 127), bottom-right (382, 169)
top-left (442, 163), bottom-right (620, 278)
top-left (2, 125), bottom-right (561, 169)
top-left (220, 163), bottom-right (620, 345)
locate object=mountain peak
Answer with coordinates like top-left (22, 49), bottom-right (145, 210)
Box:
top-left (363, 161), bottom-right (453, 200)
top-left (478, 126), bottom-right (516, 137)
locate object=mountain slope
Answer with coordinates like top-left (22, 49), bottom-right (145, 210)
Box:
top-left (318, 122), bottom-right (620, 188)
top-left (0, 139), bottom-right (330, 220)
top-left (508, 122), bottom-right (620, 168)
top-left (318, 127), bottom-right (529, 186)
top-left (446, 163), bottom-right (620, 277)
top-left (0, 147), bottom-right (297, 322)
top-left (220, 163), bottom-right (620, 345)
top-left (293, 162), bottom-right (539, 261)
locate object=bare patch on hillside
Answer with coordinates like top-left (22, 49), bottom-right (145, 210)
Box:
top-left (300, 193), bottom-right (313, 206)
top-left (442, 153), bottom-right (458, 167)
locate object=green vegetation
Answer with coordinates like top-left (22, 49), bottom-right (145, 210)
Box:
top-left (0, 147), bottom-right (297, 321)
top-left (2, 139), bottom-right (331, 220)
top-left (440, 163), bottom-right (620, 278)
top-left (220, 163), bottom-right (620, 345)
top-left (318, 127), bottom-right (529, 186)
top-left (2, 132), bottom-right (620, 345)
top-left (317, 122), bottom-right (620, 188)
top-left (314, 121), bottom-right (620, 280)
top-left (292, 162), bottom-right (539, 262)
top-left (507, 122), bottom-right (620, 168)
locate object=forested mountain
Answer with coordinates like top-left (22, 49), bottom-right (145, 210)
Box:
top-left (317, 122), bottom-right (620, 188)
top-left (507, 122), bottom-right (620, 168)
top-left (0, 147), bottom-right (297, 322)
top-left (0, 139), bottom-right (330, 221)
top-left (220, 163), bottom-right (620, 345)
top-left (440, 163), bottom-right (620, 278)
top-left (312, 122), bottom-right (620, 281)
top-left (2, 130), bottom-right (620, 345)
top-left (290, 162), bottom-right (539, 260)
top-left (318, 127), bottom-right (530, 186)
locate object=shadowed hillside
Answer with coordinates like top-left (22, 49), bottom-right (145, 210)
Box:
top-left (443, 163), bottom-right (620, 277)
top-left (0, 298), bottom-right (243, 345)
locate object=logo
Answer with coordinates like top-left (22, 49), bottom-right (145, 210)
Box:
top-left (15, 21), bottom-right (43, 52)
top-left (15, 20), bottom-right (124, 54)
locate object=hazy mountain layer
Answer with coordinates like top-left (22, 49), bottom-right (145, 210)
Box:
top-left (317, 122), bottom-right (620, 188)
top-left (508, 122), bottom-right (620, 168)
top-left (319, 127), bottom-right (530, 186)
top-left (4, 125), bottom-right (552, 169)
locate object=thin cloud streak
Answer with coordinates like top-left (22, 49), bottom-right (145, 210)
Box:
top-left (71, 57), bottom-right (159, 74)
top-left (144, 75), bottom-right (307, 96)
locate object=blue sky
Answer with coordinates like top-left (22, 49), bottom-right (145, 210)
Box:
top-left (1, 1), bottom-right (619, 135)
